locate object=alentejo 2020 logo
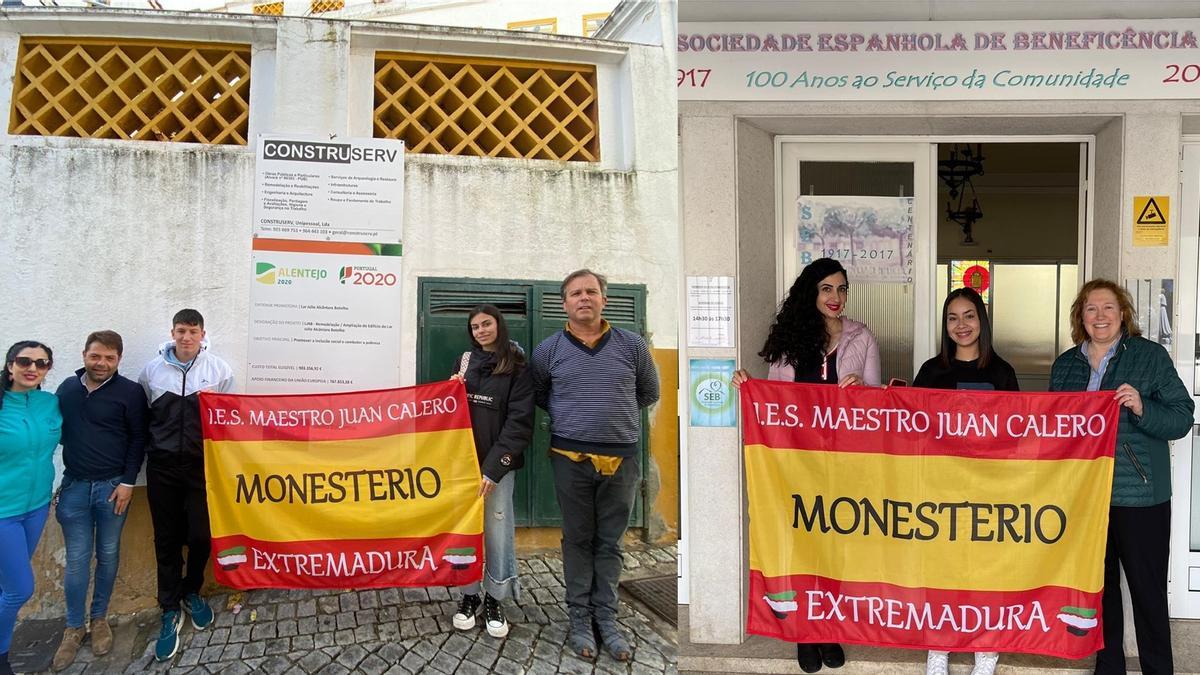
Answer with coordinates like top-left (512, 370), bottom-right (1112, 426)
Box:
top-left (255, 263), bottom-right (277, 285)
top-left (255, 262), bottom-right (328, 286)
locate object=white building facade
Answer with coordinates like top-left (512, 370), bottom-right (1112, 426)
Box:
top-left (677, 0), bottom-right (1200, 669)
top-left (0, 5), bottom-right (678, 616)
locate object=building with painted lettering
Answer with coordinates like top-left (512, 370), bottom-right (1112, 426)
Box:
top-left (0, 3), bottom-right (678, 619)
top-left (667, 0), bottom-right (1200, 670)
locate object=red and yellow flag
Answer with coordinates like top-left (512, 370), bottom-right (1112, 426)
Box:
top-left (741, 380), bottom-right (1117, 658)
top-left (200, 381), bottom-right (483, 589)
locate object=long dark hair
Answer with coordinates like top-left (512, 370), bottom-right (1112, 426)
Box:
top-left (467, 305), bottom-right (525, 375)
top-left (1, 340), bottom-right (54, 411)
top-left (759, 258), bottom-right (848, 373)
top-left (938, 287), bottom-right (995, 369)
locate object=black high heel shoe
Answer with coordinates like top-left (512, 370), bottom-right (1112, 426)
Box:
top-left (796, 643), bottom-right (823, 673)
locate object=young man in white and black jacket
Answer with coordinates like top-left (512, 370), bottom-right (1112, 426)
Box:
top-left (138, 309), bottom-right (234, 663)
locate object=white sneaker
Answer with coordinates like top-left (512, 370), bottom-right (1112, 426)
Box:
top-left (452, 593), bottom-right (481, 631)
top-left (971, 652), bottom-right (999, 675)
top-left (926, 650), bottom-right (949, 675)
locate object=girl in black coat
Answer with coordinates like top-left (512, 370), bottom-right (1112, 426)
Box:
top-left (449, 305), bottom-right (534, 640)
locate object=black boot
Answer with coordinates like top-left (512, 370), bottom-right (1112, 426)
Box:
top-left (820, 643), bottom-right (845, 668)
top-left (796, 643), bottom-right (823, 673)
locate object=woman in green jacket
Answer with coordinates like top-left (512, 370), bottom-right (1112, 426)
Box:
top-left (1049, 279), bottom-right (1193, 675)
top-left (0, 340), bottom-right (60, 675)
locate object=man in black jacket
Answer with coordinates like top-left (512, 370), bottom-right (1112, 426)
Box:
top-left (51, 331), bottom-right (146, 672)
top-left (139, 309), bottom-right (234, 663)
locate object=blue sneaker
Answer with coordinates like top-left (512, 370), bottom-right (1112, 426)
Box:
top-left (183, 593), bottom-right (214, 630)
top-left (154, 610), bottom-right (183, 662)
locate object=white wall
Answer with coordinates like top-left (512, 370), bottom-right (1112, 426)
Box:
top-left (220, 0), bottom-right (620, 37)
top-left (0, 141), bottom-right (255, 388)
top-left (0, 9), bottom-right (679, 402)
top-left (365, 0), bottom-right (617, 36)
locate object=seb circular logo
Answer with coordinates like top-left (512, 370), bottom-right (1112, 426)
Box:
top-left (695, 377), bottom-right (729, 409)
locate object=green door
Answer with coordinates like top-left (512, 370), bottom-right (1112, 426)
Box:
top-left (417, 277), bottom-right (648, 528)
top-left (417, 280), bottom-right (535, 525)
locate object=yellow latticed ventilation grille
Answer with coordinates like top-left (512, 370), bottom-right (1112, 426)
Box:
top-left (253, 2), bottom-right (284, 15)
top-left (373, 53), bottom-right (599, 162)
top-left (310, 0), bottom-right (345, 13)
top-left (9, 37), bottom-right (251, 145)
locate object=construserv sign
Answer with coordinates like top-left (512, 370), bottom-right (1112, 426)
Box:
top-left (248, 135), bottom-right (406, 394)
top-left (678, 19), bottom-right (1200, 101)
top-left (252, 134), bottom-right (405, 244)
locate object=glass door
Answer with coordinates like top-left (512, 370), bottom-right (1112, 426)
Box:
top-left (777, 141), bottom-right (936, 382)
top-left (1171, 143), bottom-right (1200, 618)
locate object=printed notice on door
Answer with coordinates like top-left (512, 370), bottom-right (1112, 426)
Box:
top-left (253, 135), bottom-right (405, 244)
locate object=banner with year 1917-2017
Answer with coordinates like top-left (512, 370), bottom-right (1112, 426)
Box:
top-left (797, 196), bottom-right (914, 283)
top-left (200, 380), bottom-right (483, 590)
top-left (740, 380), bottom-right (1118, 658)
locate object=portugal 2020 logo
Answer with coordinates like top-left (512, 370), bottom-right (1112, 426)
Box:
top-left (340, 266), bottom-right (398, 286)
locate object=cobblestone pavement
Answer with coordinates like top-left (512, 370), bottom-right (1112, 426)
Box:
top-left (36, 545), bottom-right (676, 675)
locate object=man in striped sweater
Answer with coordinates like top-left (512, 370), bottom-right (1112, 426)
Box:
top-left (531, 269), bottom-right (660, 663)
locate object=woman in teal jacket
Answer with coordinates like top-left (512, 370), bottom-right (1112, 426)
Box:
top-left (0, 340), bottom-right (60, 675)
top-left (1049, 280), bottom-right (1193, 675)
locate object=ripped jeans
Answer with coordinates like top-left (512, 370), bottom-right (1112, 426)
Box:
top-left (459, 472), bottom-right (520, 601)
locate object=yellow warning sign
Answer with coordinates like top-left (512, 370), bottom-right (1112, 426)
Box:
top-left (1133, 195), bottom-right (1169, 246)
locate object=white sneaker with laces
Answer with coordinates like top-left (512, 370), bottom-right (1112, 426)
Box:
top-left (452, 593), bottom-right (481, 631)
top-left (971, 651), bottom-right (999, 675)
top-left (926, 650), bottom-right (949, 675)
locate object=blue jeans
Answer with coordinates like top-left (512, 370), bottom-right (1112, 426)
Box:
top-left (55, 476), bottom-right (128, 628)
top-left (459, 472), bottom-right (520, 601)
top-left (0, 504), bottom-right (50, 654)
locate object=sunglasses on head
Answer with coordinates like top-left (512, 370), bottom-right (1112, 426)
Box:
top-left (11, 357), bottom-right (51, 370)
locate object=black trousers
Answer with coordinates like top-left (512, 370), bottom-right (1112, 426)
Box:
top-left (1095, 502), bottom-right (1172, 675)
top-left (146, 455), bottom-right (211, 611)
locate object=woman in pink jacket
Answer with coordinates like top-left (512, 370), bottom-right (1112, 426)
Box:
top-left (733, 257), bottom-right (881, 672)
top-left (738, 257), bottom-right (881, 388)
